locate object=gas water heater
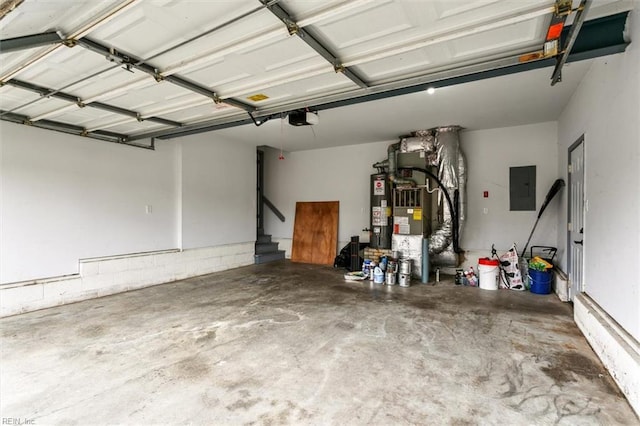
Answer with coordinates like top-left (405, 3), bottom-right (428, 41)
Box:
top-left (369, 173), bottom-right (392, 248)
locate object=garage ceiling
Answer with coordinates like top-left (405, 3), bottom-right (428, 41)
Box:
top-left (0, 0), bottom-right (633, 150)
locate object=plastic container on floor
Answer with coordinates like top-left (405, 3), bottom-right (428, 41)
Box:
top-left (373, 267), bottom-right (384, 284)
top-left (529, 268), bottom-right (553, 294)
top-left (478, 258), bottom-right (500, 290)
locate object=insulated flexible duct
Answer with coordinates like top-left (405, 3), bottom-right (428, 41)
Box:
top-left (430, 126), bottom-right (465, 259)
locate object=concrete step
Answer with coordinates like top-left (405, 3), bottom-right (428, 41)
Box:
top-left (257, 234), bottom-right (272, 244)
top-left (255, 242), bottom-right (279, 254)
top-left (254, 250), bottom-right (286, 264)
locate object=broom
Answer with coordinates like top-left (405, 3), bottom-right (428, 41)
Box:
top-left (521, 178), bottom-right (565, 258)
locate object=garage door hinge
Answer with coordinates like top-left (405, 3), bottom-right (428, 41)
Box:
top-left (284, 19), bottom-right (299, 36)
top-left (555, 0), bottom-right (573, 17)
top-left (63, 38), bottom-right (77, 48)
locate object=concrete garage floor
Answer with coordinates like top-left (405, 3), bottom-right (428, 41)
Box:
top-left (1, 261), bottom-right (637, 425)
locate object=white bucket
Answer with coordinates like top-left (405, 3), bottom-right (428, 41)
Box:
top-left (478, 260), bottom-right (499, 291)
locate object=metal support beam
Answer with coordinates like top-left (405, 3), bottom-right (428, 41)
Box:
top-left (551, 0), bottom-right (591, 85)
top-left (261, 0), bottom-right (368, 89)
top-left (75, 38), bottom-right (255, 112)
top-left (0, 31), bottom-right (63, 53)
top-left (0, 110), bottom-right (154, 149)
top-left (5, 79), bottom-right (183, 127)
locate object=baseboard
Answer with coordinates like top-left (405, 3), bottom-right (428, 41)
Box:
top-left (0, 242), bottom-right (254, 317)
top-left (553, 268), bottom-right (570, 302)
top-left (574, 293), bottom-right (640, 416)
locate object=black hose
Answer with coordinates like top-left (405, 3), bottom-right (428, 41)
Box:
top-left (398, 166), bottom-right (461, 253)
top-left (453, 189), bottom-right (460, 253)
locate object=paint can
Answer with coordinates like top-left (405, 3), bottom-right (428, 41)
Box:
top-left (399, 259), bottom-right (412, 275)
top-left (385, 271), bottom-right (396, 285)
top-left (398, 273), bottom-right (411, 287)
top-left (362, 259), bottom-right (372, 277)
top-left (387, 260), bottom-right (397, 274)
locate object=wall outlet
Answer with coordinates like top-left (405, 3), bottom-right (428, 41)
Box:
top-left (145, 205), bottom-right (152, 214)
top-left (483, 208), bottom-right (488, 215)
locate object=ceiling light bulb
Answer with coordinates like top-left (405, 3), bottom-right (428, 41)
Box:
top-left (426, 87), bottom-right (435, 95)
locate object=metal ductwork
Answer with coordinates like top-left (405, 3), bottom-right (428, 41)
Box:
top-left (427, 126), bottom-right (466, 265)
top-left (373, 125), bottom-right (466, 267)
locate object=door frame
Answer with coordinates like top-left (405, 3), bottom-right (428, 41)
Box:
top-left (256, 148), bottom-right (264, 237)
top-left (567, 135), bottom-right (585, 300)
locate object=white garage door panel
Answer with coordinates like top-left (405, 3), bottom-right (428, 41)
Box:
top-left (0, 0), bottom-right (125, 38)
top-left (182, 36), bottom-right (327, 92)
top-left (104, 81), bottom-right (198, 111)
top-left (16, 49), bottom-right (115, 91)
top-left (311, 0), bottom-right (552, 59)
top-left (0, 48), bottom-right (48, 77)
top-left (449, 18), bottom-right (543, 59)
top-left (0, 86), bottom-right (41, 111)
top-left (310, 1), bottom-right (417, 53)
top-left (101, 119), bottom-right (168, 135)
top-left (87, 1), bottom-right (262, 60)
top-left (279, 0), bottom-right (356, 19)
top-left (239, 72), bottom-right (354, 108)
top-left (68, 68), bottom-right (154, 101)
top-left (53, 108), bottom-right (120, 127)
top-left (156, 102), bottom-right (239, 124)
top-left (10, 97), bottom-right (72, 120)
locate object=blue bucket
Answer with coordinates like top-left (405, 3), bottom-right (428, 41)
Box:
top-left (529, 269), bottom-right (553, 294)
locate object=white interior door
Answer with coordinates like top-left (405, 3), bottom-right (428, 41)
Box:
top-left (568, 137), bottom-right (585, 300)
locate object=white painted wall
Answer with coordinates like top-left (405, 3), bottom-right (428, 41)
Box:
top-left (177, 133), bottom-right (256, 249)
top-left (263, 141), bottom-right (390, 253)
top-left (557, 8), bottom-right (640, 341)
top-left (0, 123), bottom-right (179, 284)
top-left (263, 122), bottom-right (560, 259)
top-left (460, 122), bottom-right (560, 254)
top-left (1, 124), bottom-right (257, 285)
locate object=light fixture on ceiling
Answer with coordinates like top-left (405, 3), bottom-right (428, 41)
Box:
top-left (426, 87), bottom-right (435, 95)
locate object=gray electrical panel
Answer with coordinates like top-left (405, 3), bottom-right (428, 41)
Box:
top-left (510, 165), bottom-right (536, 211)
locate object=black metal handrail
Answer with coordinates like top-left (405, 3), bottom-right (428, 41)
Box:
top-left (263, 196), bottom-right (285, 222)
